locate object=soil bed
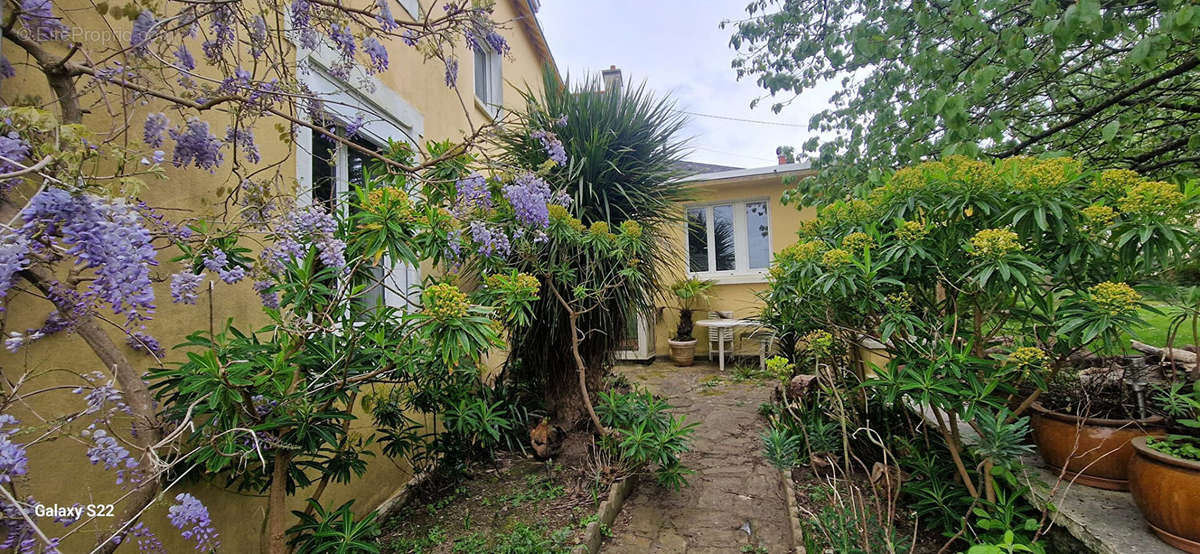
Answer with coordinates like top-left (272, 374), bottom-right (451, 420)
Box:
top-left (377, 433), bottom-right (607, 553)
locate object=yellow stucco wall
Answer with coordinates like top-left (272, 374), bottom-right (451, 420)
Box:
top-left (652, 170), bottom-right (816, 358)
top-left (1, 2), bottom-right (553, 551)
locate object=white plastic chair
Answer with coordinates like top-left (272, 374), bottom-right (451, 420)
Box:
top-left (707, 311), bottom-right (734, 363)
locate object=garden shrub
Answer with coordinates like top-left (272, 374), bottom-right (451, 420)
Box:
top-left (595, 387), bottom-right (697, 490)
top-left (763, 155), bottom-right (1200, 549)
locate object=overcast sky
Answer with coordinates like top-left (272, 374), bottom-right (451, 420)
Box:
top-left (536, 0), bottom-right (827, 169)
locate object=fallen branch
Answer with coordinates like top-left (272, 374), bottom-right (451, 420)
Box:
top-left (1130, 340), bottom-right (1198, 365)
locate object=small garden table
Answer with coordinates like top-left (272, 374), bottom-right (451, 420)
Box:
top-left (693, 318), bottom-right (762, 371)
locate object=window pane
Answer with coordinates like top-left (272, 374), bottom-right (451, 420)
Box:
top-left (687, 208), bottom-right (708, 272)
top-left (713, 204), bottom-right (735, 271)
top-left (746, 201), bottom-right (770, 269)
top-left (311, 127), bottom-right (337, 210)
top-left (474, 49), bottom-right (488, 101)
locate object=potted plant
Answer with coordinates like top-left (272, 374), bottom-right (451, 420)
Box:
top-left (1129, 381), bottom-right (1200, 552)
top-left (668, 277), bottom-right (713, 366)
top-left (1030, 358), bottom-right (1166, 491)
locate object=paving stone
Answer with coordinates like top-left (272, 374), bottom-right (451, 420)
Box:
top-left (602, 361), bottom-right (791, 554)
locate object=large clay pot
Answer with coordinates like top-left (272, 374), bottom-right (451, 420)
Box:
top-left (1129, 436), bottom-right (1200, 553)
top-left (667, 339), bottom-right (696, 366)
top-left (1030, 402), bottom-right (1165, 490)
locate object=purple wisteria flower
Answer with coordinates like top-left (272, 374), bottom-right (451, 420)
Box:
top-left (263, 206), bottom-right (345, 273)
top-left (224, 126), bottom-right (260, 164)
top-left (362, 37), bottom-right (389, 73)
top-left (19, 190), bottom-right (158, 325)
top-left (170, 271), bottom-right (204, 304)
top-left (202, 5), bottom-right (236, 61)
top-left (0, 232), bottom-right (30, 301)
top-left (127, 331), bottom-right (165, 357)
top-left (376, 0), bottom-right (397, 30)
top-left (249, 15), bottom-right (268, 58)
top-left (329, 24), bottom-right (355, 56)
top-left (555, 114), bottom-right (568, 127)
top-left (83, 427), bottom-right (139, 484)
top-left (130, 10), bottom-right (156, 56)
top-left (129, 522), bottom-right (164, 553)
top-left (551, 189), bottom-right (572, 207)
top-left (345, 113), bottom-right (366, 138)
top-left (503, 173), bottom-right (552, 228)
top-left (402, 29), bottom-right (418, 46)
top-left (168, 493), bottom-right (220, 551)
top-left (530, 129), bottom-right (567, 165)
top-left (202, 249), bottom-right (228, 272)
top-left (19, 0), bottom-right (69, 41)
top-left (0, 131), bottom-right (32, 194)
top-left (253, 280), bottom-right (279, 309)
top-left (469, 221), bottom-right (510, 257)
top-left (0, 416), bottom-right (27, 484)
top-left (0, 56), bottom-right (13, 79)
top-left (143, 113), bottom-right (169, 148)
top-left (444, 56), bottom-right (458, 88)
top-left (454, 172), bottom-right (491, 211)
top-left (173, 44), bottom-right (195, 71)
top-left (169, 119), bottom-right (224, 171)
top-left (73, 372), bottom-right (132, 419)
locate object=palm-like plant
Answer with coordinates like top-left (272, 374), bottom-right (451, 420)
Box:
top-left (670, 277), bottom-right (714, 341)
top-left (498, 67), bottom-right (690, 426)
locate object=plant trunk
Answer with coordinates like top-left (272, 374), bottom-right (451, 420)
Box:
top-left (676, 308), bottom-right (693, 341)
top-left (268, 451), bottom-right (293, 554)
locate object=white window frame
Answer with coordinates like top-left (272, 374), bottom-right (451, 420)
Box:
top-left (684, 198), bottom-right (772, 284)
top-left (295, 55), bottom-right (423, 311)
top-left (397, 0), bottom-right (420, 19)
top-left (473, 47), bottom-right (503, 119)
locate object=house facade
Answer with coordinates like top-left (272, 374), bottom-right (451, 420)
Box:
top-left (1, 2), bottom-right (556, 551)
top-left (622, 163), bottom-right (817, 362)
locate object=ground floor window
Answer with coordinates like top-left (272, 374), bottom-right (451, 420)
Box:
top-left (686, 200), bottom-right (771, 276)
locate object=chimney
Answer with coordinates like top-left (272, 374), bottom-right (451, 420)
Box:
top-left (601, 65), bottom-right (623, 93)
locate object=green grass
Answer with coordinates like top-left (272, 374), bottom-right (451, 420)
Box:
top-left (1127, 304), bottom-right (1177, 348)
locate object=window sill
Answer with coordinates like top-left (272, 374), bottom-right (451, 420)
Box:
top-left (687, 272), bottom-right (768, 286)
top-left (474, 97), bottom-right (500, 121)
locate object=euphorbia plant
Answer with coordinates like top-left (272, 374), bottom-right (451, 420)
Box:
top-left (765, 155), bottom-right (1199, 542)
top-left (670, 277), bottom-right (713, 341)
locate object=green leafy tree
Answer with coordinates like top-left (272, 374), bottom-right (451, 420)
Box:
top-left (497, 69), bottom-right (690, 425)
top-left (726, 0), bottom-right (1200, 202)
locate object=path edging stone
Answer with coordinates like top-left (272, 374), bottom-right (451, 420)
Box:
top-left (779, 466), bottom-right (805, 553)
top-left (572, 475), bottom-right (638, 554)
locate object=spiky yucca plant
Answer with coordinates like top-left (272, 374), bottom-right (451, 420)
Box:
top-left (498, 67), bottom-right (690, 426)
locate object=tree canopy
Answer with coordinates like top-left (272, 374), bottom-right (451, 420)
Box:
top-left (726, 0), bottom-right (1200, 202)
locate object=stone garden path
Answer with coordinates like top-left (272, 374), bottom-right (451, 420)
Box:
top-left (603, 361), bottom-right (792, 554)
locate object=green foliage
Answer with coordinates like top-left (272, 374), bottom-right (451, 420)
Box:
top-left (761, 426), bottom-right (802, 470)
top-left (798, 483), bottom-right (911, 554)
top-left (595, 387), bottom-right (697, 489)
top-left (727, 0), bottom-right (1200, 201)
top-left (670, 278), bottom-right (715, 341)
top-left (499, 67), bottom-right (690, 420)
top-left (1148, 381), bottom-right (1200, 460)
top-left (288, 500), bottom-right (381, 553)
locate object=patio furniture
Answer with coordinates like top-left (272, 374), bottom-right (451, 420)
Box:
top-left (707, 311), bottom-right (734, 364)
top-left (694, 317), bottom-right (760, 371)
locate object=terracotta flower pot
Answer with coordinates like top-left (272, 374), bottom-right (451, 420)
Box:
top-left (1030, 402), bottom-right (1165, 490)
top-left (1129, 436), bottom-right (1200, 553)
top-left (667, 339), bottom-right (696, 366)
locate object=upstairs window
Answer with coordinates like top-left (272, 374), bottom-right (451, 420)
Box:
top-left (474, 47), bottom-right (502, 116)
top-left (686, 200), bottom-right (772, 276)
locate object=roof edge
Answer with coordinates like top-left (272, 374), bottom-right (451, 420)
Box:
top-left (673, 162), bottom-right (814, 185)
